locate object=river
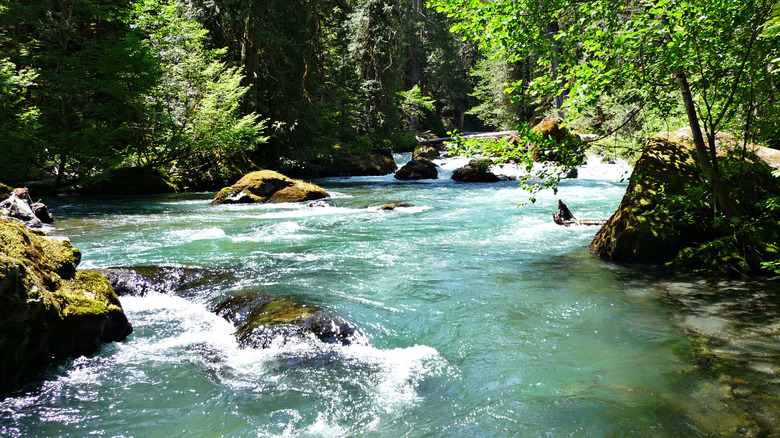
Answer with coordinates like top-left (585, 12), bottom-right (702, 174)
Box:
top-left (1, 155), bottom-right (777, 437)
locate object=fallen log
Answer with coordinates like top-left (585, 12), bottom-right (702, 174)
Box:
top-left (552, 200), bottom-right (606, 226)
top-left (415, 130), bottom-right (519, 146)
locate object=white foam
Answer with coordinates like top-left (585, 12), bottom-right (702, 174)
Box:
top-left (164, 227), bottom-right (227, 242)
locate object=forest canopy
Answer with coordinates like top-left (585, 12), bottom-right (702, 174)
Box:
top-left (0, 0), bottom-right (778, 191)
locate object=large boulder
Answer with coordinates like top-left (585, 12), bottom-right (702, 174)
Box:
top-left (530, 115), bottom-right (585, 164)
top-left (452, 159), bottom-right (499, 183)
top-left (82, 167), bottom-right (178, 195)
top-left (590, 129), bottom-right (780, 271)
top-left (395, 157), bottom-right (438, 180)
top-left (0, 218), bottom-right (132, 393)
top-left (0, 183), bottom-right (12, 199)
top-left (213, 292), bottom-right (366, 348)
top-left (589, 132), bottom-right (713, 263)
top-left (211, 170), bottom-right (329, 205)
top-left (413, 144), bottom-right (440, 160)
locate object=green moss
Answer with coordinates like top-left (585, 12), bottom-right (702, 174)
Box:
top-left (0, 218), bottom-right (132, 393)
top-left (0, 183), bottom-right (12, 199)
top-left (212, 170), bottom-right (329, 205)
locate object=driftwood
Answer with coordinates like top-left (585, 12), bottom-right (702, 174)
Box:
top-left (415, 130), bottom-right (519, 146)
top-left (416, 131), bottom-right (598, 146)
top-left (0, 188), bottom-right (54, 228)
top-left (552, 200), bottom-right (607, 227)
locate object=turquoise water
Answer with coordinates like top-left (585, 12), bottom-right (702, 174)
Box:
top-left (0, 157), bottom-right (728, 436)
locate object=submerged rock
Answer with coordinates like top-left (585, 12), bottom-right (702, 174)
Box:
top-left (394, 157), bottom-right (438, 180)
top-left (451, 159), bottom-right (499, 183)
top-left (211, 170), bottom-right (329, 205)
top-left (97, 266), bottom-right (239, 298)
top-left (378, 203), bottom-right (413, 210)
top-left (213, 292), bottom-right (366, 348)
top-left (0, 218), bottom-right (132, 393)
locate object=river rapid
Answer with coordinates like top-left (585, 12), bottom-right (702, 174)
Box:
top-left (2, 155), bottom-right (778, 437)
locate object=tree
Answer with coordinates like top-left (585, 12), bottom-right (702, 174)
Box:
top-left (132, 0), bottom-right (266, 178)
top-left (433, 0), bottom-right (780, 217)
top-left (0, 0), bottom-right (157, 186)
top-left (397, 84), bottom-right (435, 131)
top-left (0, 59), bottom-right (40, 182)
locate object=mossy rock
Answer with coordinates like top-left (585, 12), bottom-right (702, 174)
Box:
top-left (213, 292), bottom-right (365, 348)
top-left (531, 115), bottom-right (573, 144)
top-left (211, 170), bottom-right (329, 205)
top-left (589, 133), bottom-right (709, 263)
top-left (0, 183), bottom-right (12, 199)
top-left (0, 218), bottom-right (132, 393)
top-left (591, 128), bottom-right (780, 269)
top-left (81, 167), bottom-right (178, 195)
top-left (413, 145), bottom-right (439, 160)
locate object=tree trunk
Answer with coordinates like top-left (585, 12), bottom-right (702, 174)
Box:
top-left (675, 70), bottom-right (742, 218)
top-left (545, 21), bottom-right (566, 118)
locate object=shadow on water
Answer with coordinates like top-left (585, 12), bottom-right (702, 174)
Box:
top-left (533, 251), bottom-right (780, 436)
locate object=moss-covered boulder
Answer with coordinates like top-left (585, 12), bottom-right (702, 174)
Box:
top-left (0, 218), bottom-right (132, 393)
top-left (452, 159), bottom-right (499, 183)
top-left (413, 144), bottom-right (440, 160)
top-left (529, 115), bottom-right (584, 164)
top-left (213, 292), bottom-right (366, 348)
top-left (589, 133), bottom-right (704, 263)
top-left (394, 157), bottom-right (438, 180)
top-left (211, 170), bottom-right (329, 205)
top-left (0, 183), bottom-right (12, 199)
top-left (81, 167), bottom-right (178, 195)
top-left (590, 128), bottom-right (780, 272)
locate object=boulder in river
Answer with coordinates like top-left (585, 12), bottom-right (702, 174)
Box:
top-left (213, 292), bottom-right (366, 348)
top-left (394, 157), bottom-right (438, 180)
top-left (590, 128), bottom-right (780, 272)
top-left (0, 218), bottom-right (132, 393)
top-left (0, 187), bottom-right (52, 228)
top-left (451, 159), bottom-right (499, 183)
top-left (96, 266), bottom-right (237, 297)
top-left (413, 144), bottom-right (440, 160)
top-left (529, 115), bottom-right (585, 164)
top-left (378, 203), bottom-right (413, 210)
top-left (211, 170), bottom-right (329, 205)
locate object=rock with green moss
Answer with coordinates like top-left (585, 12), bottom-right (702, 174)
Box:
top-left (589, 132), bottom-right (705, 263)
top-left (0, 218), bottom-right (132, 393)
top-left (591, 128), bottom-right (780, 272)
top-left (529, 115), bottom-right (584, 163)
top-left (213, 292), bottom-right (366, 348)
top-left (413, 144), bottom-right (440, 160)
top-left (0, 183), bottom-right (12, 199)
top-left (211, 170), bottom-right (329, 205)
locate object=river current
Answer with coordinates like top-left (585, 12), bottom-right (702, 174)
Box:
top-left (2, 155), bottom-right (772, 437)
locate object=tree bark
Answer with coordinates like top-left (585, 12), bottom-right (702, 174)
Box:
top-left (675, 70), bottom-right (742, 218)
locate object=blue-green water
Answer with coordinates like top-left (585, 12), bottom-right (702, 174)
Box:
top-left (0, 157), bottom-right (744, 436)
